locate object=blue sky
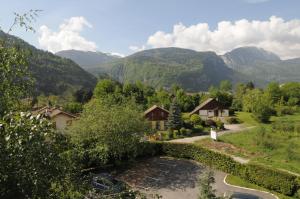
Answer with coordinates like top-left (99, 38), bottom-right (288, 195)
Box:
top-left (1, 0), bottom-right (300, 58)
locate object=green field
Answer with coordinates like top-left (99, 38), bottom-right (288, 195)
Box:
top-left (220, 112), bottom-right (300, 174)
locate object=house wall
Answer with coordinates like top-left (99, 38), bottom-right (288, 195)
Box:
top-left (221, 109), bottom-right (229, 117)
top-left (145, 108), bottom-right (169, 121)
top-left (151, 120), bottom-right (167, 131)
top-left (52, 114), bottom-right (73, 130)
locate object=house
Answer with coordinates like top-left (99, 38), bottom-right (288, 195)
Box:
top-left (32, 106), bottom-right (77, 130)
top-left (144, 105), bottom-right (169, 131)
top-left (189, 98), bottom-right (229, 120)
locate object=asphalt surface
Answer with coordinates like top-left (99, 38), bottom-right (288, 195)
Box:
top-left (169, 124), bottom-right (255, 144)
top-left (116, 157), bottom-right (277, 199)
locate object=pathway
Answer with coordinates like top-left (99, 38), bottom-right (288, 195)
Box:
top-left (168, 124), bottom-right (255, 144)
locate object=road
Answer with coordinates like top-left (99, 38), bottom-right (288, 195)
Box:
top-left (116, 157), bottom-right (276, 199)
top-left (168, 124), bottom-right (255, 144)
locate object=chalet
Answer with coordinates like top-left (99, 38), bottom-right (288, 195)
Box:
top-left (32, 106), bottom-right (77, 130)
top-left (190, 98), bottom-right (229, 120)
top-left (144, 105), bottom-right (169, 131)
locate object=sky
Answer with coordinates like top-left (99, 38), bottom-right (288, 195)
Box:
top-left (0, 0), bottom-right (300, 58)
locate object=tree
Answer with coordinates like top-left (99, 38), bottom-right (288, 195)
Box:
top-left (220, 80), bottom-right (232, 92)
top-left (198, 170), bottom-right (220, 199)
top-left (0, 112), bottom-right (70, 198)
top-left (265, 82), bottom-right (281, 104)
top-left (0, 46), bottom-right (33, 115)
top-left (246, 81), bottom-right (255, 90)
top-left (0, 10), bottom-right (41, 116)
top-left (167, 98), bottom-right (183, 131)
top-left (243, 89), bottom-right (274, 123)
top-left (68, 99), bottom-right (150, 168)
top-left (74, 88), bottom-right (93, 103)
top-left (231, 83), bottom-right (247, 111)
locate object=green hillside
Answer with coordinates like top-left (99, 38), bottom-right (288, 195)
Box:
top-left (0, 31), bottom-right (97, 95)
top-left (96, 48), bottom-right (248, 91)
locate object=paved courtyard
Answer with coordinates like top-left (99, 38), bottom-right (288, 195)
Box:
top-left (116, 157), bottom-right (277, 199)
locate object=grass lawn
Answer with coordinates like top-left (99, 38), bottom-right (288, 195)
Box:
top-left (225, 175), bottom-right (293, 199)
top-left (235, 111), bottom-right (259, 127)
top-left (197, 111), bottom-right (300, 174)
top-left (221, 112), bottom-right (300, 174)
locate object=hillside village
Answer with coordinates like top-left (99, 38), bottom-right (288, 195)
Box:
top-left (1, 3), bottom-right (300, 199)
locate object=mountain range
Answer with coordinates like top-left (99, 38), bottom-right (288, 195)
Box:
top-left (2, 31), bottom-right (299, 95)
top-left (56, 47), bottom-right (300, 91)
top-left (222, 47), bottom-right (300, 83)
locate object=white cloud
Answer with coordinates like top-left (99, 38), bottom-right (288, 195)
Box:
top-left (145, 16), bottom-right (300, 59)
top-left (129, 45), bottom-right (146, 52)
top-left (38, 16), bottom-right (97, 53)
top-left (107, 52), bottom-right (125, 58)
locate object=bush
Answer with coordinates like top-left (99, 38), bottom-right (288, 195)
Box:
top-left (226, 117), bottom-right (240, 124)
top-left (243, 164), bottom-right (298, 195)
top-left (190, 114), bottom-right (202, 126)
top-left (180, 127), bottom-right (187, 136)
top-left (186, 129), bottom-right (192, 136)
top-left (173, 131), bottom-right (178, 138)
top-left (168, 128), bottom-right (174, 139)
top-left (215, 120), bottom-right (225, 130)
top-left (276, 105), bottom-right (295, 116)
top-left (204, 119), bottom-right (216, 127)
top-left (194, 124), bottom-right (204, 132)
top-left (161, 131), bottom-right (170, 141)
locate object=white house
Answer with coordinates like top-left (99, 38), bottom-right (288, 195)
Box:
top-left (190, 98), bottom-right (229, 120)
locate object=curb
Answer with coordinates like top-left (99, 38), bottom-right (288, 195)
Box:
top-left (223, 174), bottom-right (279, 199)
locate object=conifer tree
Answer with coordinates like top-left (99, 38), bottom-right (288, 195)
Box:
top-left (167, 98), bottom-right (182, 131)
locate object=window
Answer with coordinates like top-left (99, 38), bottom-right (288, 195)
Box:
top-left (156, 121), bottom-right (160, 130)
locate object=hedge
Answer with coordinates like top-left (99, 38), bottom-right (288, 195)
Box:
top-left (140, 142), bottom-right (300, 196)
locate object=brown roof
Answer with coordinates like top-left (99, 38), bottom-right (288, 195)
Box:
top-left (144, 105), bottom-right (169, 115)
top-left (189, 98), bottom-right (225, 115)
top-left (32, 106), bottom-right (77, 119)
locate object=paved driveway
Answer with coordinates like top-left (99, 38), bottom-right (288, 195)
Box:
top-left (168, 124), bottom-right (255, 144)
top-left (116, 157), bottom-right (276, 199)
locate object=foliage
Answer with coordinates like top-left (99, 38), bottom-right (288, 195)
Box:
top-left (226, 117), bottom-right (240, 124)
top-left (68, 99), bottom-right (150, 169)
top-left (167, 98), bottom-right (183, 131)
top-left (190, 114), bottom-right (202, 126)
top-left (242, 89), bottom-right (273, 123)
top-left (0, 44), bottom-right (33, 115)
top-left (63, 102), bottom-right (83, 114)
top-left (0, 112), bottom-right (71, 198)
top-left (198, 170), bottom-right (220, 199)
top-left (0, 31), bottom-right (97, 96)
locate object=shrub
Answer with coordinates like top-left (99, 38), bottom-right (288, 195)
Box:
top-left (180, 127), bottom-right (187, 136)
top-left (204, 119), bottom-right (216, 127)
top-left (190, 114), bottom-right (202, 126)
top-left (168, 128), bottom-right (174, 139)
top-left (173, 131), bottom-right (178, 138)
top-left (215, 120), bottom-right (225, 130)
top-left (186, 129), bottom-right (192, 136)
top-left (194, 124), bottom-right (204, 133)
top-left (161, 131), bottom-right (170, 141)
top-left (243, 164), bottom-right (298, 195)
top-left (226, 117), bottom-right (240, 124)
